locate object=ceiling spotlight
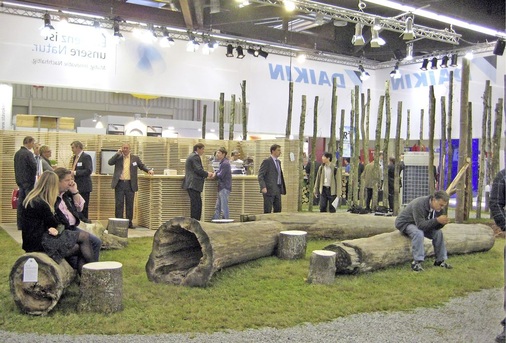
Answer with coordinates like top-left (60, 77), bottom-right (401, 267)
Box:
top-left (403, 17), bottom-right (415, 40)
top-left (405, 42), bottom-right (413, 61)
top-left (236, 46), bottom-right (245, 59)
top-left (358, 65), bottom-right (370, 81)
top-left (258, 49), bottom-right (269, 58)
top-left (440, 55), bottom-right (449, 68)
top-left (450, 53), bottom-right (458, 67)
top-left (40, 12), bottom-right (55, 37)
top-left (296, 52), bottom-right (307, 63)
top-left (464, 51), bottom-right (474, 60)
top-left (390, 62), bottom-right (401, 79)
top-left (420, 58), bottom-right (429, 71)
top-left (373, 17), bottom-right (382, 31)
top-left (284, 0), bottom-right (296, 11)
top-left (58, 10), bottom-right (69, 29)
top-left (186, 33), bottom-right (199, 52)
top-left (247, 47), bottom-right (259, 57)
top-left (370, 28), bottom-right (385, 48)
top-left (430, 57), bottom-right (438, 70)
top-left (226, 44), bottom-right (234, 57)
top-left (351, 23), bottom-right (365, 46)
top-left (160, 29), bottom-right (175, 48)
top-left (112, 19), bottom-right (124, 43)
top-left (493, 40), bottom-right (506, 56)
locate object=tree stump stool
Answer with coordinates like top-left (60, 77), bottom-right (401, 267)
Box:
top-left (107, 218), bottom-right (129, 239)
top-left (277, 230), bottom-right (307, 260)
top-left (307, 250), bottom-right (336, 285)
top-left (78, 261), bottom-right (123, 313)
top-left (9, 252), bottom-right (76, 315)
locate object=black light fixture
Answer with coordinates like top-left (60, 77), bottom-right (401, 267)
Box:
top-left (420, 58), bottom-right (429, 71)
top-left (440, 55), bottom-right (449, 68)
top-left (160, 29), bottom-right (175, 47)
top-left (40, 11), bottom-right (55, 37)
top-left (449, 53), bottom-right (458, 67)
top-left (258, 49), bottom-right (268, 58)
top-left (430, 57), bottom-right (438, 70)
top-left (390, 61), bottom-right (401, 79)
top-left (247, 47), bottom-right (259, 57)
top-left (226, 44), bottom-right (234, 57)
top-left (236, 46), bottom-right (245, 59)
top-left (493, 40), bottom-right (506, 56)
top-left (112, 19), bottom-right (124, 43)
top-left (358, 64), bottom-right (370, 81)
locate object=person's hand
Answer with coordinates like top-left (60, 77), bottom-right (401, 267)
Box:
top-left (117, 148), bottom-right (122, 155)
top-left (436, 215), bottom-right (449, 225)
top-left (261, 187), bottom-right (267, 194)
top-left (68, 180), bottom-right (79, 194)
top-left (207, 172), bottom-right (213, 178)
top-left (48, 227), bottom-right (58, 236)
top-left (148, 169), bottom-right (154, 176)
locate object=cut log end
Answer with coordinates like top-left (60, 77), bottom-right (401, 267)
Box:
top-left (307, 250), bottom-right (336, 285)
top-left (277, 230), bottom-right (307, 260)
top-left (78, 261), bottom-right (123, 313)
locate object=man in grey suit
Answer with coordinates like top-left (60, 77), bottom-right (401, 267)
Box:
top-left (258, 144), bottom-right (286, 213)
top-left (108, 142), bottom-right (154, 228)
top-left (14, 136), bottom-right (37, 230)
top-left (70, 141), bottom-right (93, 221)
top-left (182, 143), bottom-right (212, 221)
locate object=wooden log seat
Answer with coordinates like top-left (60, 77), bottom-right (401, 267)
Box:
top-left (307, 250), bottom-right (336, 285)
top-left (9, 252), bottom-right (76, 315)
top-left (77, 261), bottom-right (123, 313)
top-left (145, 217), bottom-right (285, 287)
top-left (106, 218), bottom-right (129, 239)
top-left (240, 212), bottom-right (396, 240)
top-left (324, 223), bottom-right (495, 274)
top-left (277, 230), bottom-right (307, 260)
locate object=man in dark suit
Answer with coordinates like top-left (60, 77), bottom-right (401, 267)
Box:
top-left (258, 144), bottom-right (286, 213)
top-left (108, 142), bottom-right (154, 228)
top-left (182, 143), bottom-right (213, 220)
top-left (70, 141), bottom-right (93, 221)
top-left (14, 136), bottom-right (37, 230)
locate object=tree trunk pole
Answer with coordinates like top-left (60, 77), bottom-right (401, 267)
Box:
top-left (202, 104), bottom-right (207, 139)
top-left (285, 81), bottom-right (294, 138)
top-left (219, 92), bottom-right (225, 140)
top-left (337, 109), bottom-right (345, 206)
top-left (406, 109), bottom-right (411, 142)
top-left (329, 78), bottom-right (338, 157)
top-left (446, 71), bottom-right (455, 188)
top-left (492, 98), bottom-right (504, 179)
top-left (477, 81), bottom-right (490, 218)
top-left (428, 85), bottom-right (436, 195)
top-left (308, 96), bottom-right (318, 212)
top-left (297, 95), bottom-right (307, 212)
top-left (393, 101), bottom-right (403, 215)
top-left (440, 96), bottom-right (447, 190)
top-left (373, 96), bottom-right (385, 210)
top-left (241, 80), bottom-right (247, 140)
top-left (353, 85), bottom-right (361, 206)
top-left (229, 94), bottom-right (236, 141)
top-left (419, 109), bottom-right (424, 148)
top-left (465, 103), bottom-right (473, 220)
top-left (456, 58), bottom-right (470, 223)
top-left (348, 89), bottom-right (355, 205)
top-left (382, 81), bottom-right (391, 208)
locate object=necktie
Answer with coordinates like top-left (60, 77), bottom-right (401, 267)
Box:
top-left (71, 155), bottom-right (79, 172)
top-left (275, 159), bottom-right (281, 185)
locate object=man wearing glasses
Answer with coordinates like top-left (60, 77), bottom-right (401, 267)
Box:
top-left (395, 190), bottom-right (452, 272)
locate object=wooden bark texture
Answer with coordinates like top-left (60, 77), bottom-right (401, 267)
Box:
top-left (107, 218), bottom-right (129, 238)
top-left (241, 212), bottom-right (396, 240)
top-left (307, 250), bottom-right (336, 285)
top-left (81, 221), bottom-right (127, 250)
top-left (9, 252), bottom-right (76, 315)
top-left (324, 223), bottom-right (495, 274)
top-left (146, 217), bottom-right (284, 287)
top-left (78, 261), bottom-right (123, 313)
top-left (277, 230), bottom-right (307, 260)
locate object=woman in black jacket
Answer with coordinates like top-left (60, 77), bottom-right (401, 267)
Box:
top-left (20, 170), bottom-right (95, 273)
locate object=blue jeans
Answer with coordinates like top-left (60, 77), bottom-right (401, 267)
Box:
top-left (402, 224), bottom-right (448, 262)
top-left (213, 189), bottom-right (230, 220)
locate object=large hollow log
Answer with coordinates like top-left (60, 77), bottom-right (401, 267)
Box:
top-left (241, 212), bottom-right (396, 240)
top-left (324, 223), bottom-right (495, 274)
top-left (146, 217), bottom-right (284, 287)
top-left (9, 252), bottom-right (76, 315)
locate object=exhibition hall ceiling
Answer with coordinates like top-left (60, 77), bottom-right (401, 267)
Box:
top-left (8, 0), bottom-right (506, 63)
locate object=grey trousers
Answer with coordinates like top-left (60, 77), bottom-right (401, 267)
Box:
top-left (402, 224), bottom-right (448, 262)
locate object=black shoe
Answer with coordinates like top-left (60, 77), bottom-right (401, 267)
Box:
top-left (434, 260), bottom-right (453, 269)
top-left (496, 327), bottom-right (505, 343)
top-left (411, 261), bottom-right (424, 272)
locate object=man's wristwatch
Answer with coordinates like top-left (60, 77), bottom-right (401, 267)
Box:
top-left (71, 191), bottom-right (79, 196)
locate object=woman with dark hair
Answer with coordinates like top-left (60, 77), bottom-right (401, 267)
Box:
top-left (21, 170), bottom-right (96, 273)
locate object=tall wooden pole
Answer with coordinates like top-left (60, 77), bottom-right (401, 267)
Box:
top-left (240, 80), bottom-right (247, 140)
top-left (229, 94), bottom-right (236, 141)
top-left (455, 58), bottom-right (470, 223)
top-left (394, 101), bottom-right (403, 215)
top-left (297, 95), bottom-right (307, 212)
top-left (382, 81), bottom-right (391, 208)
top-left (352, 85), bottom-right (360, 206)
top-left (329, 78), bottom-right (338, 157)
top-left (439, 96), bottom-right (447, 190)
top-left (428, 86), bottom-right (436, 195)
top-left (446, 71), bottom-right (454, 188)
top-left (308, 96), bottom-right (319, 212)
top-left (492, 98), bottom-right (504, 178)
top-left (285, 81), bottom-right (294, 138)
top-left (476, 82), bottom-right (490, 218)
top-left (219, 92), bottom-right (225, 140)
top-left (372, 96), bottom-right (385, 210)
top-left (337, 109), bottom-right (345, 207)
top-left (201, 104), bottom-right (207, 139)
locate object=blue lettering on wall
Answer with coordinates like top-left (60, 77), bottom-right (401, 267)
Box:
top-left (268, 63), bottom-right (347, 88)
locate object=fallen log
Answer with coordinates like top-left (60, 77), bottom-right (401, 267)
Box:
top-left (241, 212), bottom-right (396, 240)
top-left (146, 217), bottom-right (284, 287)
top-left (9, 252), bottom-right (76, 315)
top-left (324, 223), bottom-right (495, 274)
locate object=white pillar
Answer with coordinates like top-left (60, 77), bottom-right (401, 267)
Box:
top-left (0, 83), bottom-right (13, 130)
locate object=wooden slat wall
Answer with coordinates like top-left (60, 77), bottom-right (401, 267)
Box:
top-left (0, 130), bottom-right (299, 224)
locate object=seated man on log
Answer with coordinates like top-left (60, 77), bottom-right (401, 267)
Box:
top-left (395, 190), bottom-right (452, 272)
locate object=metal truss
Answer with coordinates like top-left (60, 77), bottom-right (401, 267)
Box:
top-left (250, 0), bottom-right (462, 45)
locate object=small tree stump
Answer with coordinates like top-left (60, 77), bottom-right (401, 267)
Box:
top-left (277, 230), bottom-right (307, 260)
top-left (9, 252), bottom-right (76, 315)
top-left (78, 261), bottom-right (123, 313)
top-left (307, 250), bottom-right (336, 285)
top-left (107, 218), bottom-right (129, 238)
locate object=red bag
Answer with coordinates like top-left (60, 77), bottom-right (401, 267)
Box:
top-left (11, 189), bottom-right (19, 209)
